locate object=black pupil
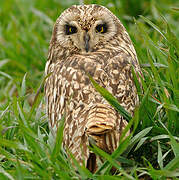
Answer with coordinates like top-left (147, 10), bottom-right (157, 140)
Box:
top-left (96, 24), bottom-right (107, 33)
top-left (65, 25), bottom-right (77, 35)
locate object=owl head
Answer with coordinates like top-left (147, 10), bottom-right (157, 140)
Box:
top-left (50, 4), bottom-right (127, 56)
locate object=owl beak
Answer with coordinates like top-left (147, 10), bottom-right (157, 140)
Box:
top-left (84, 33), bottom-right (90, 52)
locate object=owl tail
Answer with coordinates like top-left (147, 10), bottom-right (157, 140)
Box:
top-left (85, 103), bottom-right (122, 173)
top-left (85, 103), bottom-right (117, 134)
top-left (85, 103), bottom-right (120, 153)
top-left (85, 103), bottom-right (129, 173)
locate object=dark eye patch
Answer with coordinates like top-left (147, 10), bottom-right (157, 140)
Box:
top-left (65, 25), bottom-right (77, 35)
top-left (96, 23), bottom-right (107, 33)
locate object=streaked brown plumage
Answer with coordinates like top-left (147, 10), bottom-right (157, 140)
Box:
top-left (44, 4), bottom-right (142, 172)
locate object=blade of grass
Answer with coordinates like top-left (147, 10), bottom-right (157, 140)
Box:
top-left (164, 156), bottom-right (179, 171)
top-left (134, 137), bottom-right (148, 151)
top-left (139, 15), bottom-right (167, 41)
top-left (68, 150), bottom-right (93, 179)
top-left (28, 73), bottom-right (51, 121)
top-left (51, 114), bottom-right (65, 161)
top-left (157, 141), bottom-right (163, 169)
top-left (20, 73), bottom-right (27, 97)
top-left (16, 159), bottom-right (24, 180)
top-left (0, 167), bottom-right (15, 180)
top-left (90, 145), bottom-right (135, 180)
top-left (88, 75), bottom-right (132, 121)
top-left (124, 127), bottom-right (153, 155)
top-left (159, 120), bottom-right (179, 157)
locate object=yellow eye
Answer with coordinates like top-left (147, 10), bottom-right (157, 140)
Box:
top-left (65, 25), bottom-right (77, 35)
top-left (96, 24), bottom-right (107, 33)
top-left (100, 26), bottom-right (104, 33)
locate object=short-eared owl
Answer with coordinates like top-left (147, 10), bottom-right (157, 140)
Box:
top-left (45, 4), bottom-right (141, 172)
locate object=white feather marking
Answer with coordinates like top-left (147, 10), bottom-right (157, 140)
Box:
top-left (53, 88), bottom-right (57, 100)
top-left (45, 61), bottom-right (50, 74)
top-left (51, 112), bottom-right (55, 126)
top-left (72, 72), bottom-right (77, 80)
top-left (58, 114), bottom-right (62, 121)
top-left (69, 102), bottom-right (74, 111)
top-left (60, 95), bottom-right (64, 108)
top-left (74, 81), bottom-right (79, 89)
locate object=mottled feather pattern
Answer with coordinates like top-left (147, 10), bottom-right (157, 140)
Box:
top-left (45, 49), bottom-right (138, 165)
top-left (44, 4), bottom-right (141, 171)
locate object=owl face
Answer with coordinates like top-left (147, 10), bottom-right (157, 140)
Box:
top-left (53, 5), bottom-right (120, 54)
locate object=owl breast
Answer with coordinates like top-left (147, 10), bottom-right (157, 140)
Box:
top-left (45, 48), bottom-right (138, 170)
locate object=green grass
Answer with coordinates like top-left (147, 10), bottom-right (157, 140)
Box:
top-left (0, 0), bottom-right (179, 179)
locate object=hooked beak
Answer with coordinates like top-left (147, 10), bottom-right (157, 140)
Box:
top-left (84, 33), bottom-right (90, 52)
